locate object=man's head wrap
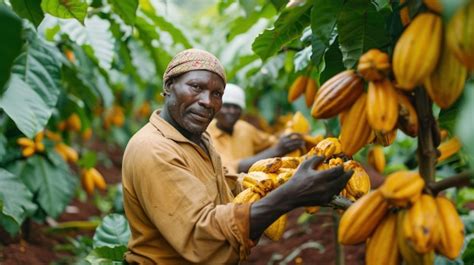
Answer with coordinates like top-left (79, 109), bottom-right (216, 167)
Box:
top-left (163, 49), bottom-right (226, 85)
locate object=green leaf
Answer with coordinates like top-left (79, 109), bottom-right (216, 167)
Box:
top-left (456, 82), bottom-right (474, 166)
top-left (31, 156), bottom-right (76, 218)
top-left (463, 237), bottom-right (474, 264)
top-left (310, 0), bottom-right (343, 68)
top-left (252, 1), bottom-right (313, 61)
top-left (0, 134), bottom-right (6, 158)
top-left (319, 39), bottom-right (345, 84)
top-left (227, 3), bottom-right (275, 41)
top-left (0, 168), bottom-right (37, 235)
top-left (294, 46), bottom-right (312, 72)
top-left (140, 10), bottom-right (192, 49)
top-left (86, 245), bottom-right (128, 264)
top-left (10, 0), bottom-right (44, 27)
top-left (371, 0), bottom-right (391, 11)
top-left (41, 0), bottom-right (88, 24)
top-left (93, 214), bottom-right (130, 248)
top-left (337, 0), bottom-right (390, 68)
top-left (108, 0), bottom-right (138, 25)
top-left (270, 0), bottom-right (288, 11)
top-left (0, 5), bottom-right (23, 94)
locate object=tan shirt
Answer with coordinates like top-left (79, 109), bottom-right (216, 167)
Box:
top-left (207, 120), bottom-right (277, 174)
top-left (122, 111), bottom-right (252, 264)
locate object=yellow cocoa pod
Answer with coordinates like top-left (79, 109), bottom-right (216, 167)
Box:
top-left (304, 78), bottom-right (318, 107)
top-left (424, 0), bottom-right (442, 12)
top-left (233, 188), bottom-right (261, 204)
top-left (82, 169), bottom-right (95, 195)
top-left (311, 70), bottom-right (364, 119)
top-left (366, 79), bottom-right (399, 132)
top-left (280, 156), bottom-right (301, 169)
top-left (366, 214), bottom-right (399, 265)
top-left (447, 0), bottom-right (474, 69)
top-left (380, 171), bottom-right (424, 207)
top-left (338, 190), bottom-right (389, 245)
top-left (373, 130), bottom-right (397, 147)
top-left (288, 76), bottom-right (309, 102)
top-left (399, 0), bottom-right (411, 26)
top-left (45, 130), bottom-right (62, 142)
top-left (437, 137), bottom-right (462, 162)
top-left (343, 160), bottom-right (371, 199)
top-left (35, 142), bottom-right (45, 153)
top-left (17, 137), bottom-right (35, 148)
top-left (57, 121), bottom-right (67, 131)
top-left (440, 129), bottom-right (449, 141)
top-left (302, 134), bottom-right (323, 150)
top-left (22, 146), bottom-right (35, 157)
top-left (425, 38), bottom-right (467, 109)
top-left (276, 169), bottom-right (294, 185)
top-left (90, 168), bottom-right (106, 191)
top-left (289, 111), bottom-right (310, 134)
top-left (249, 157), bottom-right (282, 173)
top-left (368, 145), bottom-right (385, 173)
top-left (309, 137), bottom-right (343, 158)
top-left (404, 194), bottom-right (440, 253)
top-left (67, 113), bottom-right (82, 132)
top-left (397, 210), bottom-right (435, 265)
top-left (55, 143), bottom-right (78, 163)
top-left (393, 13), bottom-right (442, 90)
top-left (82, 127), bottom-right (93, 141)
top-left (264, 214), bottom-right (288, 241)
top-left (340, 93), bottom-right (373, 156)
top-left (357, 49), bottom-right (390, 82)
top-left (397, 92), bottom-right (419, 137)
top-left (435, 196), bottom-right (464, 260)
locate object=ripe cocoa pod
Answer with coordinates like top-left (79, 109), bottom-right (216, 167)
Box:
top-left (305, 78), bottom-right (318, 107)
top-left (447, 0), bottom-right (474, 69)
top-left (357, 49), bottom-right (390, 82)
top-left (233, 188), bottom-right (261, 204)
top-left (343, 160), bottom-right (371, 199)
top-left (437, 137), bottom-right (462, 162)
top-left (288, 76), bottom-right (309, 102)
top-left (366, 79), bottom-right (399, 132)
top-left (67, 113), bottom-right (82, 132)
top-left (366, 214), bottom-right (399, 265)
top-left (425, 38), bottom-right (467, 109)
top-left (380, 171), bottom-right (424, 207)
top-left (397, 92), bottom-right (419, 137)
top-left (90, 168), bottom-right (106, 190)
top-left (308, 137), bottom-right (343, 158)
top-left (393, 13), bottom-right (442, 90)
top-left (368, 145), bottom-right (385, 173)
top-left (435, 196), bottom-right (464, 260)
top-left (249, 158), bottom-right (282, 173)
top-left (340, 93), bottom-right (373, 156)
top-left (373, 130), bottom-right (397, 147)
top-left (264, 214), bottom-right (288, 241)
top-left (311, 70), bottom-right (364, 119)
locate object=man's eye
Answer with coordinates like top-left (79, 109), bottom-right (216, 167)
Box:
top-left (213, 91), bottom-right (222, 97)
top-left (191, 84), bottom-right (201, 90)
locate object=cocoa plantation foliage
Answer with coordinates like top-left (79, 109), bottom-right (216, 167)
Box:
top-left (0, 0), bottom-right (473, 264)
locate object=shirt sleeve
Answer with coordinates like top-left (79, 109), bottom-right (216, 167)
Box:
top-left (132, 143), bottom-right (253, 262)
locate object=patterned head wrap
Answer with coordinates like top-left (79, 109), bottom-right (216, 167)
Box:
top-left (163, 48), bottom-right (226, 84)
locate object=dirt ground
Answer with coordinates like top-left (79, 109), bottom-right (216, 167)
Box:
top-left (0, 141), bottom-right (368, 265)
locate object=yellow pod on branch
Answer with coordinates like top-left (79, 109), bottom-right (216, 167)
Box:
top-left (447, 0), bottom-right (474, 70)
top-left (311, 70), bottom-right (364, 119)
top-left (343, 160), bottom-right (371, 199)
top-left (393, 13), bottom-right (442, 90)
top-left (365, 214), bottom-right (399, 265)
top-left (357, 49), bottom-right (391, 82)
top-left (424, 0), bottom-right (443, 13)
top-left (368, 145), bottom-right (385, 173)
top-left (304, 78), bottom-right (318, 107)
top-left (288, 76), bottom-right (309, 102)
top-left (435, 196), bottom-right (464, 260)
top-left (307, 137), bottom-right (343, 158)
top-left (380, 170), bottom-right (424, 207)
top-left (437, 137), bottom-right (462, 162)
top-left (367, 79), bottom-right (399, 132)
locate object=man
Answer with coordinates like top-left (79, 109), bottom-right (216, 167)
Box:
top-left (208, 83), bottom-right (304, 174)
top-left (122, 48), bottom-right (352, 264)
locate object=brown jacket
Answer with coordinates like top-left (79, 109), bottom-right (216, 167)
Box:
top-left (122, 111), bottom-right (253, 264)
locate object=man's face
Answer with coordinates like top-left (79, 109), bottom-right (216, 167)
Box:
top-left (166, 70), bottom-right (225, 135)
top-left (215, 103), bottom-right (242, 131)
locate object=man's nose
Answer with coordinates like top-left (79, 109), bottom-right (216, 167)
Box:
top-left (198, 91), bottom-right (212, 107)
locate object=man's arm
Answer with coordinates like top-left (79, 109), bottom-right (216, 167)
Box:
top-left (237, 133), bottom-right (305, 173)
top-left (248, 156), bottom-right (353, 240)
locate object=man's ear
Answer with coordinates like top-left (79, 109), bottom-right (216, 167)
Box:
top-left (163, 78), bottom-right (173, 96)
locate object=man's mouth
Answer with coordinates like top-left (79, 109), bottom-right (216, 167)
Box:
top-left (189, 111), bottom-right (212, 122)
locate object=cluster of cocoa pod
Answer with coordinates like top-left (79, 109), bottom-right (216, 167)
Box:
top-left (282, 111), bottom-right (323, 157)
top-left (233, 137), bottom-right (371, 241)
top-left (338, 171), bottom-right (464, 264)
top-left (287, 75), bottom-right (318, 107)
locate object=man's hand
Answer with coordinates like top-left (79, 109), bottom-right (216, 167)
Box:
top-left (275, 133), bottom-right (305, 155)
top-left (282, 155), bottom-right (353, 207)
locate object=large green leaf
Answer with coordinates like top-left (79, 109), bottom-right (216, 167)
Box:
top-left (310, 0), bottom-right (343, 68)
top-left (30, 156), bottom-right (76, 218)
top-left (0, 5), bottom-right (23, 94)
top-left (227, 3), bottom-right (275, 41)
top-left (319, 39), bottom-right (345, 84)
top-left (41, 0), bottom-right (88, 24)
top-left (10, 0), bottom-right (44, 27)
top-left (0, 168), bottom-right (37, 235)
top-left (140, 10), bottom-right (192, 49)
top-left (456, 82), bottom-right (474, 166)
top-left (93, 214), bottom-right (130, 248)
top-left (108, 0), bottom-right (138, 25)
top-left (337, 0), bottom-right (390, 68)
top-left (85, 246), bottom-right (128, 264)
top-left (252, 1), bottom-right (313, 61)
top-left (294, 45), bottom-right (312, 72)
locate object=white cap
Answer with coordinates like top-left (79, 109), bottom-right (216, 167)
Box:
top-left (222, 83), bottom-right (246, 109)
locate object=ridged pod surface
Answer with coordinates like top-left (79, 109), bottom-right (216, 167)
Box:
top-left (447, 0), bottom-right (474, 69)
top-left (367, 79), bottom-right (399, 132)
top-left (437, 137), bottom-right (462, 162)
top-left (338, 190), bottom-right (389, 245)
top-left (425, 38), bottom-right (467, 109)
top-left (305, 78), bottom-right (318, 107)
top-left (366, 214), bottom-right (399, 265)
top-left (397, 211), bottom-right (435, 265)
top-left (397, 92), bottom-right (419, 137)
top-left (403, 194), bottom-right (440, 253)
top-left (311, 70), bottom-right (364, 119)
top-left (343, 160), bottom-right (371, 199)
top-left (393, 13), bottom-right (442, 90)
top-left (340, 93), bottom-right (373, 156)
top-left (368, 145), bottom-right (385, 173)
top-left (264, 214), bottom-right (288, 241)
top-left (380, 171), bottom-right (424, 207)
top-left (233, 188), bottom-right (262, 204)
top-left (249, 158), bottom-right (282, 173)
top-left (357, 49), bottom-right (390, 81)
top-left (288, 76), bottom-right (309, 102)
top-left (436, 196), bottom-right (465, 259)
top-left (308, 137), bottom-right (343, 158)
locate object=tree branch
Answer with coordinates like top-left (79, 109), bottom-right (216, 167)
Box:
top-left (428, 171), bottom-right (473, 195)
top-left (326, 195), bottom-right (353, 210)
